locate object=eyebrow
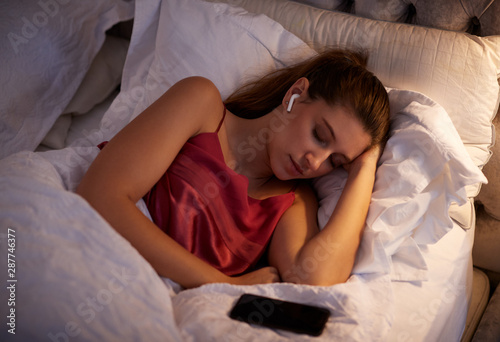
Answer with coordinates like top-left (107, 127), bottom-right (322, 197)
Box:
top-left (322, 118), bottom-right (352, 164)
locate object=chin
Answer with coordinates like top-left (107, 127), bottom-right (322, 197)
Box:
top-left (274, 167), bottom-right (293, 181)
top-left (273, 172), bottom-right (289, 181)
top-left (274, 175), bottom-right (295, 181)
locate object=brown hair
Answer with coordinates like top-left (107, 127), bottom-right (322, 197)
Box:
top-left (224, 49), bottom-right (390, 147)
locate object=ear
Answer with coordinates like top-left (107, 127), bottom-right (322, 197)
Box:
top-left (283, 77), bottom-right (310, 110)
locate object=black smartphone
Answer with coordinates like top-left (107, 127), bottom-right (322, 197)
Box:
top-left (228, 293), bottom-right (330, 337)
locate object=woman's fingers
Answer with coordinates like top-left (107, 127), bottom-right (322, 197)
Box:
top-left (232, 266), bottom-right (281, 285)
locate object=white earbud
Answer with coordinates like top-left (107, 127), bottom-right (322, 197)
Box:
top-left (287, 94), bottom-right (300, 113)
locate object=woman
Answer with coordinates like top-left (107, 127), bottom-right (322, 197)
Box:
top-left (76, 49), bottom-right (390, 289)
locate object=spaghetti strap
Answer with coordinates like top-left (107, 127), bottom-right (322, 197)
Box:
top-left (215, 105), bottom-right (227, 133)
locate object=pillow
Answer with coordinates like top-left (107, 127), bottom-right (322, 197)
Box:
top-left (0, 0), bottom-right (134, 159)
top-left (476, 114), bottom-right (500, 220)
top-left (212, 0), bottom-right (500, 197)
top-left (39, 35), bottom-right (130, 150)
top-left (64, 35), bottom-right (130, 116)
top-left (95, 0), bottom-right (314, 142)
top-left (38, 114), bottom-right (73, 151)
top-left (314, 88), bottom-right (487, 280)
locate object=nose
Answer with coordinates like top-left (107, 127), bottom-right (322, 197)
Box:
top-left (305, 150), bottom-right (330, 171)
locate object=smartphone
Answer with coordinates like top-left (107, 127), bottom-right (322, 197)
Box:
top-left (228, 293), bottom-right (330, 336)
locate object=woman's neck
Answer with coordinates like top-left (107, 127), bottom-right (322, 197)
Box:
top-left (218, 109), bottom-right (277, 184)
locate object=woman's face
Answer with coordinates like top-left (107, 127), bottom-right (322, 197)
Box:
top-left (269, 97), bottom-right (372, 180)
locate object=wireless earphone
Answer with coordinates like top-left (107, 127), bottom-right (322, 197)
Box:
top-left (287, 94), bottom-right (300, 112)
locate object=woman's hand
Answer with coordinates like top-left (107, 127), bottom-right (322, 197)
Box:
top-left (343, 144), bottom-right (382, 175)
top-left (231, 266), bottom-right (281, 286)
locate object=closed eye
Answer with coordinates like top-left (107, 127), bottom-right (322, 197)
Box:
top-left (313, 128), bottom-right (327, 146)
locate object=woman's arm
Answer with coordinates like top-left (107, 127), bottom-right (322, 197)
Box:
top-left (268, 146), bottom-right (380, 286)
top-left (77, 77), bottom-right (279, 288)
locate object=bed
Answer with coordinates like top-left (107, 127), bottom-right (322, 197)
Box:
top-left (1, 0), bottom-right (500, 341)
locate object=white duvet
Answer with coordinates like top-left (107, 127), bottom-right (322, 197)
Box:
top-left (0, 0), bottom-right (487, 340)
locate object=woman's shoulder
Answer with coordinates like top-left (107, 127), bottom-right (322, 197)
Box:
top-left (172, 77), bottom-right (222, 109)
top-left (158, 76), bottom-right (226, 134)
top-left (174, 76), bottom-right (220, 97)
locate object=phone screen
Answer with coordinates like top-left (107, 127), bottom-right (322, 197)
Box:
top-left (228, 293), bottom-right (330, 336)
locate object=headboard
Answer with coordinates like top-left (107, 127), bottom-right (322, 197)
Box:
top-left (298, 0), bottom-right (500, 36)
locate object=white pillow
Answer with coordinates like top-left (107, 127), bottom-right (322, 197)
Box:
top-left (0, 0), bottom-right (134, 159)
top-left (64, 35), bottom-right (130, 116)
top-left (38, 114), bottom-right (73, 151)
top-left (99, 0), bottom-right (313, 134)
top-left (314, 89), bottom-right (487, 280)
top-left (39, 35), bottom-right (130, 150)
top-left (211, 0), bottom-right (500, 197)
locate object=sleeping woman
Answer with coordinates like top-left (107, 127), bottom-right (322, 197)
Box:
top-left (76, 49), bottom-right (390, 289)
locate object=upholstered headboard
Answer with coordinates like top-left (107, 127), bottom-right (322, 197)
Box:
top-left (298, 0), bottom-right (500, 36)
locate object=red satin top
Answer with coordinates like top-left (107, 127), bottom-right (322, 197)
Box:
top-left (142, 108), bottom-right (296, 275)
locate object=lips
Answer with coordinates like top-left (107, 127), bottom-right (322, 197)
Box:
top-left (290, 156), bottom-right (304, 176)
